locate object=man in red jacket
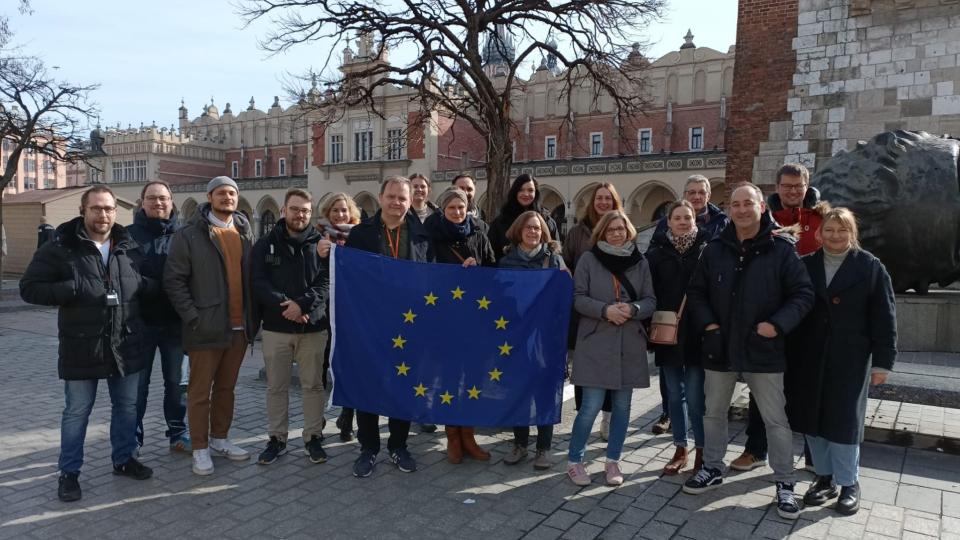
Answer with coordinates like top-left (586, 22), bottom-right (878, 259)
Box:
top-left (732, 163), bottom-right (824, 473)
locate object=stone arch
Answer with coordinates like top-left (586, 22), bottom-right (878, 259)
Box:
top-left (256, 195), bottom-right (281, 237)
top-left (179, 198), bottom-right (199, 224)
top-left (539, 183), bottom-right (567, 239)
top-left (572, 182), bottom-right (601, 223)
top-left (625, 181), bottom-right (678, 227)
top-left (354, 191), bottom-right (378, 220)
top-left (709, 177), bottom-right (727, 210)
top-left (314, 192), bottom-right (334, 217)
top-left (237, 196), bottom-right (254, 223)
top-left (694, 70), bottom-right (707, 103)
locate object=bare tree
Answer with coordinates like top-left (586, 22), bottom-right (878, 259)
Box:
top-left (239, 0), bottom-right (663, 217)
top-left (0, 50), bottom-right (98, 278)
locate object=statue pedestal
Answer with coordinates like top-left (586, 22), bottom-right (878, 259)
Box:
top-left (897, 290), bottom-right (960, 352)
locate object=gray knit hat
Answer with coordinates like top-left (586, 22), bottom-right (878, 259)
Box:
top-left (207, 176), bottom-right (239, 194)
top-left (438, 187), bottom-right (468, 210)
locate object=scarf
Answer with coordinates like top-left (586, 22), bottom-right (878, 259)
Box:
top-left (440, 215), bottom-right (473, 240)
top-left (316, 219), bottom-right (355, 245)
top-left (516, 243), bottom-right (545, 261)
top-left (668, 226), bottom-right (699, 254)
top-left (591, 241), bottom-right (643, 275)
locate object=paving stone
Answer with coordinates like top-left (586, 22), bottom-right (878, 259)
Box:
top-left (560, 522), bottom-right (602, 540)
top-left (897, 484), bottom-right (943, 514)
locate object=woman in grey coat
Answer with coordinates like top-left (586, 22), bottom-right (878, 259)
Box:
top-left (566, 210), bottom-right (656, 487)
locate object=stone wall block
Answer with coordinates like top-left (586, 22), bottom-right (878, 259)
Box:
top-left (933, 95), bottom-right (960, 115)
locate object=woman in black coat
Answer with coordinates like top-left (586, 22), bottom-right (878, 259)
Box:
top-left (785, 206), bottom-right (897, 517)
top-left (425, 187), bottom-right (495, 464)
top-left (645, 200), bottom-right (710, 477)
top-left (489, 174), bottom-right (559, 263)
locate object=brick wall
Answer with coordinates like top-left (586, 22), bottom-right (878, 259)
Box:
top-left (724, 0), bottom-right (798, 185)
top-left (312, 124), bottom-right (326, 167)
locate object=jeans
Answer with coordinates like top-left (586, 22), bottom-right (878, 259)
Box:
top-left (136, 324), bottom-right (187, 445)
top-left (703, 370), bottom-right (795, 483)
top-left (513, 425), bottom-right (554, 450)
top-left (805, 435), bottom-right (860, 486)
top-left (568, 387), bottom-right (633, 463)
top-left (661, 364), bottom-right (705, 448)
top-left (59, 373), bottom-right (139, 474)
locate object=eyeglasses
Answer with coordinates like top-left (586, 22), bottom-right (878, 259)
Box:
top-left (779, 183), bottom-right (807, 192)
top-left (523, 225), bottom-right (542, 232)
top-left (87, 206), bottom-right (117, 215)
top-left (287, 207), bottom-right (312, 216)
top-left (144, 196), bottom-right (171, 203)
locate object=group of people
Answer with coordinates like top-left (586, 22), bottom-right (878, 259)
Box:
top-left (21, 165), bottom-right (896, 523)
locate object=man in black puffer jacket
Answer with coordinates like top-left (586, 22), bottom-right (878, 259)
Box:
top-left (250, 188), bottom-right (329, 466)
top-left (127, 181), bottom-right (190, 454)
top-left (682, 184), bottom-right (813, 521)
top-left (21, 186), bottom-right (154, 503)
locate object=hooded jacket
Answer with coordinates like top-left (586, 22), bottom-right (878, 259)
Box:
top-left (126, 207), bottom-right (181, 326)
top-left (163, 203), bottom-right (257, 350)
top-left (687, 212), bottom-right (814, 373)
top-left (767, 186), bottom-right (824, 256)
top-left (20, 217), bottom-right (148, 380)
top-left (250, 219), bottom-right (328, 334)
top-left (423, 212), bottom-right (496, 266)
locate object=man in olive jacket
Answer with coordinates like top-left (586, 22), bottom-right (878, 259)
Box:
top-left (164, 176), bottom-right (256, 476)
top-left (682, 184), bottom-right (814, 521)
top-left (20, 186), bottom-right (154, 503)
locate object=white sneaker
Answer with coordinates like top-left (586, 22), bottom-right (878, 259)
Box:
top-left (209, 438), bottom-right (250, 461)
top-left (192, 449), bottom-right (214, 476)
top-left (600, 411), bottom-right (610, 441)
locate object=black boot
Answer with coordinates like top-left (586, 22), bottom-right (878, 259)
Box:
top-left (836, 483), bottom-right (860, 515)
top-left (337, 408), bottom-right (355, 442)
top-left (58, 472), bottom-right (81, 502)
top-left (803, 474), bottom-right (838, 506)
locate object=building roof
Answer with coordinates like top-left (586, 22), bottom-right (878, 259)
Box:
top-left (3, 186), bottom-right (89, 204)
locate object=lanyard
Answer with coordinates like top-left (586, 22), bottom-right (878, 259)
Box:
top-left (384, 224), bottom-right (400, 259)
top-left (612, 275), bottom-right (621, 302)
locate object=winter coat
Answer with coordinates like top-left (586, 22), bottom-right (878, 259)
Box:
top-left (37, 223), bottom-right (55, 248)
top-left (489, 207), bottom-right (559, 264)
top-left (785, 248), bottom-right (897, 444)
top-left (20, 217), bottom-right (148, 380)
top-left (687, 212), bottom-right (815, 373)
top-left (423, 213), bottom-right (496, 267)
top-left (499, 242), bottom-right (566, 270)
top-left (251, 219), bottom-right (328, 334)
top-left (126, 208), bottom-right (181, 326)
top-left (345, 210), bottom-right (433, 262)
top-left (768, 187), bottom-right (823, 256)
top-left (570, 249), bottom-right (656, 390)
top-left (644, 228), bottom-right (712, 367)
top-left (652, 202), bottom-right (730, 244)
top-left (163, 204), bottom-right (257, 351)
top-left (563, 221), bottom-right (593, 272)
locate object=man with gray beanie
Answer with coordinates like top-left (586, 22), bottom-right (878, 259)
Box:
top-left (165, 176), bottom-right (257, 475)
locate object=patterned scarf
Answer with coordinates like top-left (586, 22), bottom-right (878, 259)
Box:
top-left (668, 226), bottom-right (699, 254)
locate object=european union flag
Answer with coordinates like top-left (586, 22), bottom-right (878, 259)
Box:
top-left (329, 246), bottom-right (572, 427)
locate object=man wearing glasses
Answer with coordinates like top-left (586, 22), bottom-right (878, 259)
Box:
top-left (127, 181), bottom-right (191, 454)
top-left (250, 188), bottom-right (330, 466)
top-left (21, 186), bottom-right (154, 502)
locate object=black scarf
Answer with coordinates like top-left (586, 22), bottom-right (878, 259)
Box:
top-left (590, 243), bottom-right (643, 275)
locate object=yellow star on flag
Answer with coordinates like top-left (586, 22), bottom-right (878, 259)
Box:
top-left (424, 292), bottom-right (438, 305)
top-left (476, 296), bottom-right (491, 310)
top-left (498, 342), bottom-right (513, 356)
top-left (392, 335), bottom-right (407, 349)
top-left (494, 316), bottom-right (509, 330)
top-left (467, 386), bottom-right (481, 400)
top-left (402, 309), bottom-right (417, 323)
top-left (440, 391), bottom-right (454, 404)
top-left (413, 383), bottom-right (427, 397)
top-left (488, 368), bottom-right (503, 381)
top-left (451, 286), bottom-right (465, 300)
top-left (395, 362), bottom-right (410, 376)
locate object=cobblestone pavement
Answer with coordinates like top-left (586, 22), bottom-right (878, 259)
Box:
top-left (1, 308), bottom-right (959, 539)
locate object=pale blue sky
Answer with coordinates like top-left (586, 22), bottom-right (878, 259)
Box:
top-left (7, 0), bottom-right (738, 129)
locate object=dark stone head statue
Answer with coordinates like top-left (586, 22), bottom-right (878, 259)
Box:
top-left (812, 130), bottom-right (960, 293)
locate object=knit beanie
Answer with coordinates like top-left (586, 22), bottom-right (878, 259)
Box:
top-left (207, 176), bottom-right (239, 194)
top-left (438, 188), bottom-right (469, 211)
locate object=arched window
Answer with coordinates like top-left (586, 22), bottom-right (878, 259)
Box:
top-left (261, 210), bottom-right (276, 237)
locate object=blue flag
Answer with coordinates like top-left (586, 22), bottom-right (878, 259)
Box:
top-left (330, 246), bottom-right (572, 427)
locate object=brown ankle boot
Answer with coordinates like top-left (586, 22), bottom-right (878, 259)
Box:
top-left (693, 447), bottom-right (704, 472)
top-left (460, 427), bottom-right (490, 461)
top-left (445, 426), bottom-right (463, 464)
top-left (663, 446), bottom-right (688, 476)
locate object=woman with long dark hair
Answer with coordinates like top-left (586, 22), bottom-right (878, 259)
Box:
top-left (488, 174), bottom-right (559, 263)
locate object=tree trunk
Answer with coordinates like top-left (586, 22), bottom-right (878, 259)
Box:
top-left (0, 192), bottom-right (6, 283)
top-left (482, 126), bottom-right (512, 220)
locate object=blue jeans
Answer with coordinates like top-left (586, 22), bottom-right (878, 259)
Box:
top-left (662, 364), bottom-right (705, 448)
top-left (135, 324), bottom-right (187, 445)
top-left (59, 373), bottom-right (139, 474)
top-left (805, 435), bottom-right (860, 486)
top-left (568, 387), bottom-right (633, 462)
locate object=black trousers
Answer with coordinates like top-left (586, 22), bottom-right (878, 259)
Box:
top-left (356, 411), bottom-right (410, 454)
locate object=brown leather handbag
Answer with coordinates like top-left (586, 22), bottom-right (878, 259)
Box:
top-left (648, 295), bottom-right (686, 346)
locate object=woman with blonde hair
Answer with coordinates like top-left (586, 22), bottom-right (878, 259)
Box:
top-left (786, 206), bottom-right (896, 516)
top-left (567, 210), bottom-right (656, 487)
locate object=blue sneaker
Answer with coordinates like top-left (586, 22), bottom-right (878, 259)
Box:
top-left (353, 450), bottom-right (377, 478)
top-left (169, 435), bottom-right (192, 453)
top-left (389, 447), bottom-right (417, 473)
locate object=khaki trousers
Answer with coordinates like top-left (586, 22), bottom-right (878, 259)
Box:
top-left (187, 331), bottom-right (247, 450)
top-left (262, 330), bottom-right (328, 443)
